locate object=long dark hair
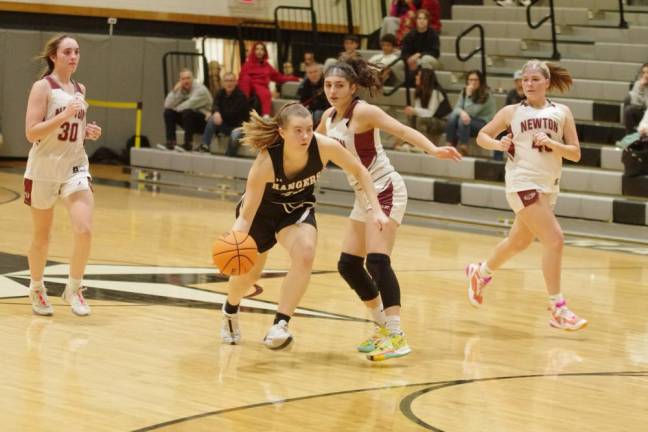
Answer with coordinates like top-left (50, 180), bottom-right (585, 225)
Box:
top-left (463, 69), bottom-right (489, 104)
top-left (37, 33), bottom-right (76, 79)
top-left (324, 57), bottom-right (383, 96)
top-left (415, 68), bottom-right (441, 107)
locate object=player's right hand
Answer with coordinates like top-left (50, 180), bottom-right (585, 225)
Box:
top-left (64, 98), bottom-right (84, 118)
top-left (497, 133), bottom-right (513, 152)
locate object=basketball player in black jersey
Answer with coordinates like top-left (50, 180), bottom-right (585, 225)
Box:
top-left (221, 103), bottom-right (389, 349)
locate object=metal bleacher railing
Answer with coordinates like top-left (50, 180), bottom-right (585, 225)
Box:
top-left (454, 23), bottom-right (486, 81)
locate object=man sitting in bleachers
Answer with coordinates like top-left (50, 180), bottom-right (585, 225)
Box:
top-left (201, 72), bottom-right (249, 157)
top-left (161, 68), bottom-right (212, 152)
top-left (297, 63), bottom-right (329, 128)
top-left (369, 34), bottom-right (404, 86)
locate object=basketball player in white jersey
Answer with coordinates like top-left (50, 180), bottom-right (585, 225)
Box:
top-left (24, 34), bottom-right (102, 317)
top-left (317, 58), bottom-right (461, 361)
top-left (466, 60), bottom-right (587, 331)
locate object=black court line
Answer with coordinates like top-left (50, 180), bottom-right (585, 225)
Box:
top-left (131, 370), bottom-right (648, 432)
top-left (0, 186), bottom-right (20, 205)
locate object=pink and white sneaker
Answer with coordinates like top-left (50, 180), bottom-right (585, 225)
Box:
top-left (549, 300), bottom-right (587, 331)
top-left (465, 263), bottom-right (492, 307)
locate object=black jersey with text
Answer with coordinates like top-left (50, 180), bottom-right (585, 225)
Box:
top-left (262, 135), bottom-right (324, 213)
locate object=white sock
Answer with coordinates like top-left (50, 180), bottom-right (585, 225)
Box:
top-left (30, 280), bottom-right (44, 290)
top-left (385, 315), bottom-right (402, 335)
top-left (67, 277), bottom-right (82, 292)
top-left (479, 262), bottom-right (493, 276)
top-left (370, 303), bottom-right (386, 327)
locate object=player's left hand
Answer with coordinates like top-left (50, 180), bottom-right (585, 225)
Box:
top-left (534, 132), bottom-right (555, 149)
top-left (431, 145), bottom-right (462, 161)
top-left (371, 208), bottom-right (390, 232)
top-left (85, 122), bottom-right (102, 141)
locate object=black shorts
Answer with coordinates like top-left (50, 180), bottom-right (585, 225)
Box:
top-left (236, 201), bottom-right (317, 253)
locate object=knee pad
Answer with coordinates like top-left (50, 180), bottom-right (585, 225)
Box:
top-left (337, 253), bottom-right (378, 301)
top-left (365, 253), bottom-right (401, 309)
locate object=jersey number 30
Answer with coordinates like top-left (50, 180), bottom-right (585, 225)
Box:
top-left (58, 122), bottom-right (79, 142)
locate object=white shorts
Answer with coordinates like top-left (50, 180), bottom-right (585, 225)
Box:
top-left (506, 189), bottom-right (557, 214)
top-left (350, 172), bottom-right (407, 224)
top-left (24, 173), bottom-right (93, 210)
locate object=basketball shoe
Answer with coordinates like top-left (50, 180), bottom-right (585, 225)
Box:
top-left (357, 325), bottom-right (390, 353)
top-left (262, 320), bottom-right (293, 350)
top-left (366, 332), bottom-right (411, 361)
top-left (221, 308), bottom-right (241, 345)
top-left (29, 286), bottom-right (53, 316)
top-left (549, 301), bottom-right (587, 331)
top-left (62, 285), bottom-right (91, 316)
top-left (465, 262), bottom-right (492, 307)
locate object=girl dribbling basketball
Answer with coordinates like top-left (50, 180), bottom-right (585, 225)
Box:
top-left (465, 60), bottom-right (587, 331)
top-left (220, 103), bottom-right (389, 350)
top-left (24, 34), bottom-right (102, 317)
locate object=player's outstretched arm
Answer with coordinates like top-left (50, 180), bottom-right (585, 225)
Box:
top-left (359, 104), bottom-right (461, 161)
top-left (316, 133), bottom-right (389, 230)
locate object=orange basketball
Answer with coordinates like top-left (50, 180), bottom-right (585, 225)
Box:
top-left (212, 231), bottom-right (258, 276)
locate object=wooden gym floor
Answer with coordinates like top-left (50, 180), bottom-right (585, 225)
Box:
top-left (0, 165), bottom-right (647, 431)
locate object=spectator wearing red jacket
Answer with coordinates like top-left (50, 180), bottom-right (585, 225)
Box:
top-left (238, 41), bottom-right (300, 116)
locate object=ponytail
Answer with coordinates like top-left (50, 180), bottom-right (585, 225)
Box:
top-left (241, 102), bottom-right (311, 151)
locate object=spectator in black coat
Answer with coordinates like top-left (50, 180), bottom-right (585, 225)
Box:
top-left (297, 63), bottom-right (330, 127)
top-left (201, 72), bottom-right (250, 157)
top-left (400, 9), bottom-right (440, 73)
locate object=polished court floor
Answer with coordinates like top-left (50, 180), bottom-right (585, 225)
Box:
top-left (1, 166), bottom-right (647, 431)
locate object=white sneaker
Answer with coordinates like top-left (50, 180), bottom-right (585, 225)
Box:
top-left (29, 286), bottom-right (53, 316)
top-left (263, 320), bottom-right (293, 350)
top-left (519, 0), bottom-right (531, 6)
top-left (62, 285), bottom-right (91, 316)
top-left (221, 310), bottom-right (241, 345)
top-left (549, 302), bottom-right (587, 331)
top-left (495, 0), bottom-right (515, 6)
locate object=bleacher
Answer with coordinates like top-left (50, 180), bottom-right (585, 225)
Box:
top-left (131, 0), bottom-right (648, 238)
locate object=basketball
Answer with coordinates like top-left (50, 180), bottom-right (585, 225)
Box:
top-left (212, 231), bottom-right (258, 276)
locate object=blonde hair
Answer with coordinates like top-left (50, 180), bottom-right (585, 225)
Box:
top-left (521, 59), bottom-right (573, 93)
top-left (241, 102), bottom-right (311, 150)
top-left (37, 33), bottom-right (76, 78)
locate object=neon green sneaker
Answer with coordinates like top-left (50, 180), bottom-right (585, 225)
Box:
top-left (357, 326), bottom-right (390, 353)
top-left (366, 333), bottom-right (411, 361)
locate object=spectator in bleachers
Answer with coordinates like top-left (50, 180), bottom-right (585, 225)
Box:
top-left (395, 0), bottom-right (442, 45)
top-left (506, 69), bottom-right (525, 105)
top-left (207, 60), bottom-right (222, 98)
top-left (400, 9), bottom-right (440, 73)
top-left (297, 63), bottom-right (329, 127)
top-left (445, 70), bottom-right (496, 155)
top-left (623, 62), bottom-right (648, 133)
top-left (639, 109), bottom-right (648, 137)
top-left (380, 0), bottom-right (412, 42)
top-left (201, 72), bottom-right (249, 157)
top-left (238, 41), bottom-right (300, 117)
top-left (162, 68), bottom-right (212, 151)
top-left (403, 68), bottom-right (451, 147)
top-left (299, 50), bottom-right (316, 77)
top-left (369, 34), bottom-right (404, 86)
top-left (325, 34), bottom-right (362, 69)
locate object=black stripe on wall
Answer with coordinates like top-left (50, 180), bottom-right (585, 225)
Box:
top-left (593, 102), bottom-right (621, 123)
top-left (621, 175), bottom-right (648, 199)
top-left (474, 160), bottom-right (505, 182)
top-left (433, 181), bottom-right (461, 204)
top-left (612, 199), bottom-right (646, 226)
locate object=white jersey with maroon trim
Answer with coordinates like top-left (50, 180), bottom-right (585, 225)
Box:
top-left (24, 76), bottom-right (89, 182)
top-left (506, 99), bottom-right (566, 193)
top-left (324, 99), bottom-right (396, 190)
